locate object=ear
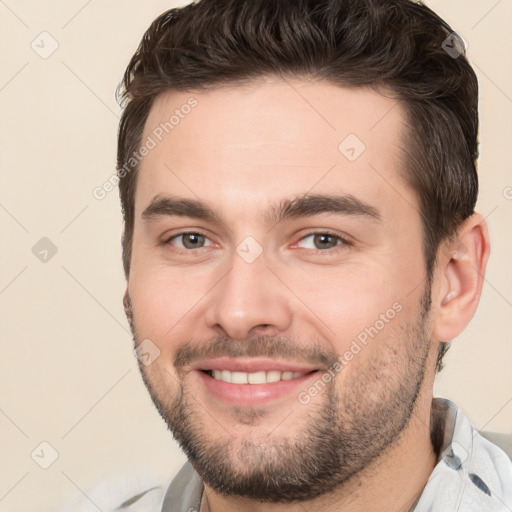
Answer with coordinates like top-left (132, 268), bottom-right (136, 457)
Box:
top-left (432, 213), bottom-right (490, 342)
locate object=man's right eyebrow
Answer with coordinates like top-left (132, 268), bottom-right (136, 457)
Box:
top-left (141, 195), bottom-right (223, 224)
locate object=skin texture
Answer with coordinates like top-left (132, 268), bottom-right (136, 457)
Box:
top-left (124, 78), bottom-right (490, 511)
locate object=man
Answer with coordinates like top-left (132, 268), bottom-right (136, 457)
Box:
top-left (115, 0), bottom-right (512, 510)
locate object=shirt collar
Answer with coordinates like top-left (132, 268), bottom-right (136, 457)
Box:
top-left (411, 398), bottom-right (512, 511)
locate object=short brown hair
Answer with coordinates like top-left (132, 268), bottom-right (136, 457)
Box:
top-left (116, 0), bottom-right (480, 371)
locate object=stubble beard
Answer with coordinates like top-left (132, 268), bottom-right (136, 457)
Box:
top-left (126, 289), bottom-right (432, 502)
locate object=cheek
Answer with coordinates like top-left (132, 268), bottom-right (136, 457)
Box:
top-left (288, 264), bottom-right (405, 353)
top-left (128, 265), bottom-right (210, 350)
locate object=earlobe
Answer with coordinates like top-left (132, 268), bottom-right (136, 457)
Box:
top-left (432, 213), bottom-right (490, 342)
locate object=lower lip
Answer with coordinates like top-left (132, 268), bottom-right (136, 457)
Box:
top-left (195, 370), bottom-right (320, 407)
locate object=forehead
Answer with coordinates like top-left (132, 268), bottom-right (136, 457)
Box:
top-left (136, 79), bottom-right (416, 224)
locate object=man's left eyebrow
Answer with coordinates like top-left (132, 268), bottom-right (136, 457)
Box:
top-left (264, 194), bottom-right (382, 224)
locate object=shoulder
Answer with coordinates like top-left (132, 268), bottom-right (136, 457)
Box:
top-left (480, 431), bottom-right (512, 461)
top-left (48, 470), bottom-right (172, 512)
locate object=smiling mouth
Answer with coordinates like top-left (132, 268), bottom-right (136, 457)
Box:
top-left (201, 369), bottom-right (318, 384)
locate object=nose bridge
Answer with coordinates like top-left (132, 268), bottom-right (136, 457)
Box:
top-left (205, 246), bottom-right (293, 339)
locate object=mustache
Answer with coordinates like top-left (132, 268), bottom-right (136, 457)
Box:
top-left (124, 292), bottom-right (339, 370)
top-left (174, 335), bottom-right (338, 370)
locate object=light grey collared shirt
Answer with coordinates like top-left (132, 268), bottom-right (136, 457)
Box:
top-left (159, 398), bottom-right (512, 512)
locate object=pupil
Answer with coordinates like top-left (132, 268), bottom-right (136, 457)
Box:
top-left (315, 234), bottom-right (335, 249)
top-left (184, 233), bottom-right (203, 248)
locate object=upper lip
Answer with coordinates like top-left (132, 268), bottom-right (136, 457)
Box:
top-left (189, 357), bottom-right (319, 374)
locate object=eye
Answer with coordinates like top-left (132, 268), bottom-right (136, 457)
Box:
top-left (166, 232), bottom-right (213, 250)
top-left (296, 232), bottom-right (349, 252)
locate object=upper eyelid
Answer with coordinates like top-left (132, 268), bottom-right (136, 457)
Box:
top-left (164, 229), bottom-right (211, 241)
top-left (294, 232), bottom-right (351, 249)
top-left (298, 231), bottom-right (350, 241)
top-left (166, 231), bottom-right (214, 246)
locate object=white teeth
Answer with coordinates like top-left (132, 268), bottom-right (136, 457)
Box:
top-left (266, 370), bottom-right (281, 383)
top-left (248, 371), bottom-right (267, 384)
top-left (209, 369), bottom-right (308, 384)
top-left (221, 370), bottom-right (232, 383)
top-left (231, 371), bottom-right (248, 384)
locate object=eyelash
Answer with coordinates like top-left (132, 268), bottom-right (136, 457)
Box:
top-left (164, 230), bottom-right (352, 255)
top-left (297, 231), bottom-right (352, 255)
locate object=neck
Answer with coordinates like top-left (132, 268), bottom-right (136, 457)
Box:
top-left (203, 396), bottom-right (437, 512)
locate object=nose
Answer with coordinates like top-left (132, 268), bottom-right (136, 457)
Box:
top-left (204, 250), bottom-right (293, 340)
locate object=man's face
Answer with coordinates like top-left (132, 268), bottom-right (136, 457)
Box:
top-left (126, 79), bottom-right (437, 501)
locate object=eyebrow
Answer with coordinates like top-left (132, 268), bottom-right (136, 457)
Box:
top-left (141, 193), bottom-right (382, 225)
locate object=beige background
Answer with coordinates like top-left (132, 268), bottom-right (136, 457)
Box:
top-left (0, 1), bottom-right (511, 511)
